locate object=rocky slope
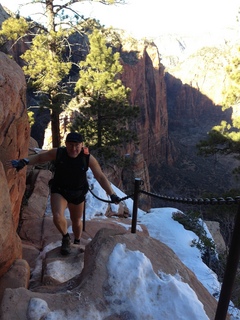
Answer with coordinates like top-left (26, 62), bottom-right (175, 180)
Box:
top-left (0, 161), bottom-right (222, 319)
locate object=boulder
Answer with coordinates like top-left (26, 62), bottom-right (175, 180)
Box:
top-left (18, 169), bottom-right (52, 249)
top-left (0, 259), bottom-right (30, 305)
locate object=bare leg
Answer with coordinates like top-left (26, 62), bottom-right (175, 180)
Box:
top-left (68, 201), bottom-right (84, 240)
top-left (51, 193), bottom-right (68, 236)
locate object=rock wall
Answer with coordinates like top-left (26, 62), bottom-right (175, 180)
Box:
top-left (121, 41), bottom-right (173, 167)
top-left (0, 51), bottom-right (30, 276)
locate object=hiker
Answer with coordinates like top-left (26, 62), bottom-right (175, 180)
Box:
top-left (8, 132), bottom-right (121, 255)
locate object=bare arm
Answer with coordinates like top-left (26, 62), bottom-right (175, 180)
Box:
top-left (7, 148), bottom-right (57, 169)
top-left (89, 154), bottom-right (115, 197)
top-left (27, 148), bottom-right (57, 165)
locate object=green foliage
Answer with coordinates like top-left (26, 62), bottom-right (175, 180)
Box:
top-left (27, 111), bottom-right (35, 127)
top-left (223, 47), bottom-right (240, 109)
top-left (73, 29), bottom-right (139, 162)
top-left (21, 30), bottom-right (72, 94)
top-left (0, 0), bottom-right (128, 147)
top-left (75, 29), bottom-right (128, 101)
top-left (0, 17), bottom-right (29, 41)
top-left (197, 46), bottom-right (240, 175)
top-left (197, 121), bottom-right (240, 156)
top-left (172, 210), bottom-right (216, 262)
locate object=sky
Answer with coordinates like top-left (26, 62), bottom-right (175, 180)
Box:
top-left (30, 168), bottom-right (240, 320)
top-left (0, 0), bottom-right (239, 38)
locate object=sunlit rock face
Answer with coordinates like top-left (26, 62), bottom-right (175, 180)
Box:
top-left (0, 51), bottom-right (30, 227)
top-left (121, 40), bottom-right (172, 167)
top-left (0, 51), bottom-right (30, 277)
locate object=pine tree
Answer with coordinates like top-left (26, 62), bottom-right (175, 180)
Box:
top-left (0, 0), bottom-right (126, 147)
top-left (73, 29), bottom-right (139, 162)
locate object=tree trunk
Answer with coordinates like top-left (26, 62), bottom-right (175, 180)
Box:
top-left (97, 106), bottom-right (102, 148)
top-left (51, 109), bottom-right (60, 147)
top-left (46, 0), bottom-right (55, 32)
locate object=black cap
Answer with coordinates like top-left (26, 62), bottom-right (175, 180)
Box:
top-left (66, 132), bottom-right (83, 143)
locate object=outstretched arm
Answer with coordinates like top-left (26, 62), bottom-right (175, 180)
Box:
top-left (7, 148), bottom-right (57, 171)
top-left (27, 148), bottom-right (57, 165)
top-left (89, 154), bottom-right (120, 203)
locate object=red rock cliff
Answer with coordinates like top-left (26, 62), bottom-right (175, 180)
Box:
top-left (0, 52), bottom-right (30, 276)
top-left (120, 40), bottom-right (173, 167)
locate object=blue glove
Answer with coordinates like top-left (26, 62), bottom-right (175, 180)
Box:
top-left (11, 158), bottom-right (29, 171)
top-left (110, 194), bottom-right (121, 204)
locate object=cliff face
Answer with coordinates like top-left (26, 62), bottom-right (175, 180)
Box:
top-left (119, 39), bottom-right (238, 200)
top-left (158, 43), bottom-right (239, 199)
top-left (120, 41), bottom-right (173, 167)
top-left (0, 51), bottom-right (30, 276)
top-left (0, 52), bottom-right (30, 225)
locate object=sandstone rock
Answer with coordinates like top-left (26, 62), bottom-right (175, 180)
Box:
top-left (21, 169), bottom-right (52, 220)
top-left (0, 51), bottom-right (30, 228)
top-left (18, 170), bottom-right (52, 248)
top-left (121, 41), bottom-right (171, 168)
top-left (0, 259), bottom-right (30, 305)
top-left (0, 162), bottom-right (22, 278)
top-left (42, 245), bottom-right (84, 286)
top-left (22, 243), bottom-right (40, 270)
top-left (205, 221), bottom-right (226, 255)
top-left (19, 218), bottom-right (45, 251)
top-left (105, 201), bottom-right (130, 218)
top-left (0, 228), bottom-right (221, 320)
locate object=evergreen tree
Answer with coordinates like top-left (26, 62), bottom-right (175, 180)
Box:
top-left (73, 29), bottom-right (139, 162)
top-left (0, 0), bottom-right (126, 147)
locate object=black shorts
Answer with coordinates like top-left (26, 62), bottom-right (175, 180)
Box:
top-left (51, 186), bottom-right (87, 205)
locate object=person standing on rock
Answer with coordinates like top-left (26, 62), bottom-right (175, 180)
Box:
top-left (8, 132), bottom-right (121, 255)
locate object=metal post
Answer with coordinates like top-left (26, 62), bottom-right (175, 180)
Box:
top-left (131, 178), bottom-right (142, 233)
top-left (82, 201), bottom-right (86, 231)
top-left (215, 203), bottom-right (240, 320)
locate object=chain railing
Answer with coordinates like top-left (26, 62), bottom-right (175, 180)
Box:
top-left (87, 177), bottom-right (240, 320)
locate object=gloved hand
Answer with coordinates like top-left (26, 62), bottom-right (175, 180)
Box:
top-left (110, 193), bottom-right (121, 204)
top-left (11, 158), bottom-right (29, 171)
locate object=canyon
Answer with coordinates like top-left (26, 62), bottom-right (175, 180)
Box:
top-left (0, 3), bottom-right (239, 317)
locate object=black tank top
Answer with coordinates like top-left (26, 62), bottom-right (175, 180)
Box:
top-left (52, 147), bottom-right (89, 190)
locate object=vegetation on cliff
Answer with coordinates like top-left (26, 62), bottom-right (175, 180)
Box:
top-left (0, 0), bottom-right (137, 152)
top-left (197, 46), bottom-right (240, 175)
top-left (72, 29), bottom-right (139, 162)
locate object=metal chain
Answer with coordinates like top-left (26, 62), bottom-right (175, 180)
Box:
top-left (88, 187), bottom-right (133, 203)
top-left (88, 182), bottom-right (240, 206)
top-left (140, 190), bottom-right (240, 205)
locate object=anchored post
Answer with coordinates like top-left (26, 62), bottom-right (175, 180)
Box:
top-left (131, 178), bottom-right (142, 233)
top-left (214, 203), bottom-right (240, 320)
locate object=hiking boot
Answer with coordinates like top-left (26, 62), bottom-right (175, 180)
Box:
top-left (61, 234), bottom-right (71, 255)
top-left (74, 239), bottom-right (80, 245)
